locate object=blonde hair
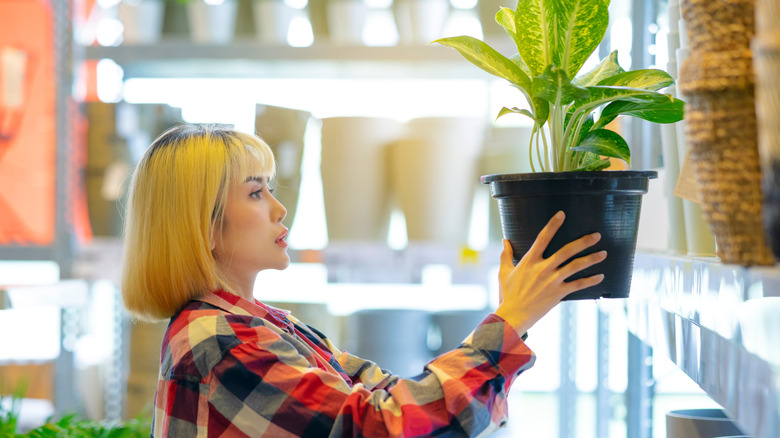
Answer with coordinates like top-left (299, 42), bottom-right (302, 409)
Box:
top-left (121, 124), bottom-right (276, 321)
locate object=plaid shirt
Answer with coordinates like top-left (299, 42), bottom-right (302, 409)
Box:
top-left (153, 290), bottom-right (535, 437)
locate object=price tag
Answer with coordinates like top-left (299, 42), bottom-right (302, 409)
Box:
top-left (674, 149), bottom-right (702, 203)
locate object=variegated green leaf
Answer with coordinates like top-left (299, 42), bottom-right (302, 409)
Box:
top-left (515, 0), bottom-right (610, 79)
top-left (574, 114), bottom-right (595, 145)
top-left (597, 69), bottom-right (675, 91)
top-left (532, 65), bottom-right (589, 106)
top-left (572, 156), bottom-right (611, 171)
top-left (497, 106), bottom-right (536, 121)
top-left (572, 50), bottom-right (624, 87)
top-left (530, 95), bottom-right (550, 125)
top-left (571, 128), bottom-right (631, 163)
top-left (595, 97), bottom-right (684, 128)
top-left (510, 54), bottom-right (533, 80)
top-left (433, 35), bottom-right (531, 90)
top-left (497, 7), bottom-right (517, 40)
top-left (513, 0), bottom-right (547, 76)
top-left (572, 85), bottom-right (675, 112)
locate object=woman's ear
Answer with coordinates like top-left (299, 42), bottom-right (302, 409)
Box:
top-left (210, 223), bottom-right (219, 252)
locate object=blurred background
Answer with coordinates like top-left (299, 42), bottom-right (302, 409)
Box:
top-left (0, 0), bottom-right (727, 437)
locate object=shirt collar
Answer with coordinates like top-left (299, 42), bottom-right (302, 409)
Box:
top-left (197, 290), bottom-right (292, 329)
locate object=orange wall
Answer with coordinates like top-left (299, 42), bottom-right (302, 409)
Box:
top-left (0, 0), bottom-right (56, 245)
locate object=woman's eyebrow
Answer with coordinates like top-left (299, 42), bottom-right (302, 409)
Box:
top-left (244, 176), bottom-right (267, 184)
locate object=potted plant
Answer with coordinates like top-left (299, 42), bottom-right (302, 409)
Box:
top-left (433, 0), bottom-right (684, 299)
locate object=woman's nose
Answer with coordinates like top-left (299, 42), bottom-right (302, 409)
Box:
top-left (273, 194), bottom-right (287, 223)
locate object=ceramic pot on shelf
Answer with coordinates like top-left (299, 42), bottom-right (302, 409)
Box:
top-left (187, 0), bottom-right (239, 44)
top-left (255, 104), bottom-right (310, 229)
top-left (320, 117), bottom-right (402, 243)
top-left (478, 125), bottom-right (533, 243)
top-left (666, 409), bottom-right (745, 438)
top-left (388, 117), bottom-right (486, 244)
top-left (393, 0), bottom-right (450, 45)
top-left (253, 0), bottom-right (296, 44)
top-left (326, 0), bottom-right (368, 45)
top-left (118, 0), bottom-right (165, 45)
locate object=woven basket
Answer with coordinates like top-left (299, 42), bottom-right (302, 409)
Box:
top-left (679, 0), bottom-right (775, 266)
top-left (753, 0), bottom-right (780, 259)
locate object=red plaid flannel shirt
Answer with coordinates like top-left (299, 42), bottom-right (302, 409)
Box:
top-left (152, 290), bottom-right (535, 437)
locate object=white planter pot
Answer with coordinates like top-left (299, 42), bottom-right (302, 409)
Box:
top-left (320, 117), bottom-right (402, 242)
top-left (666, 409), bottom-right (745, 438)
top-left (118, 0), bottom-right (165, 45)
top-left (255, 104), bottom-right (310, 228)
top-left (253, 0), bottom-right (296, 44)
top-left (389, 117), bottom-right (486, 243)
top-left (187, 0), bottom-right (238, 45)
top-left (393, 0), bottom-right (449, 45)
top-left (326, 0), bottom-right (368, 44)
top-left (478, 125), bottom-right (533, 242)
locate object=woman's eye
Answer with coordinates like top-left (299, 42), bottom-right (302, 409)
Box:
top-left (250, 189), bottom-right (263, 199)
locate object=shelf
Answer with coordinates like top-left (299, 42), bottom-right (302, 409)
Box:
top-left (83, 39), bottom-right (513, 79)
top-left (71, 238), bottom-right (499, 285)
top-left (626, 252), bottom-right (780, 438)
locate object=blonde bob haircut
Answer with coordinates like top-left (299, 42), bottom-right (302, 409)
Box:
top-left (122, 124), bottom-right (276, 321)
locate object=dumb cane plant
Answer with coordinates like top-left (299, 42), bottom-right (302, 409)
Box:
top-left (433, 0), bottom-right (684, 172)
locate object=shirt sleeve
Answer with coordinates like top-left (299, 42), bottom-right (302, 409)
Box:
top-left (197, 312), bottom-right (535, 438)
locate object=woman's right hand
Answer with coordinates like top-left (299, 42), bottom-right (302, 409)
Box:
top-left (494, 211), bottom-right (606, 336)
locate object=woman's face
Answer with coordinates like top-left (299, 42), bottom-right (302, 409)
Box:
top-left (213, 175), bottom-right (289, 282)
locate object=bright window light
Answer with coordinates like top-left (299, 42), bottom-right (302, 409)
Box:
top-left (286, 0), bottom-right (307, 8)
top-left (450, 0), bottom-right (477, 9)
top-left (442, 9), bottom-right (483, 40)
top-left (0, 261), bottom-right (59, 285)
top-left (96, 18), bottom-right (123, 47)
top-left (0, 306), bottom-right (60, 360)
top-left (611, 17), bottom-right (633, 69)
top-left (97, 58), bottom-right (124, 103)
top-left (366, 0), bottom-right (391, 8)
top-left (363, 9), bottom-right (399, 46)
top-left (288, 16), bottom-right (314, 47)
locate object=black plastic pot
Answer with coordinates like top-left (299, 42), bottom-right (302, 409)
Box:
top-left (481, 171), bottom-right (657, 300)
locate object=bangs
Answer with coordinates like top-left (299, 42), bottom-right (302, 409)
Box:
top-left (228, 132), bottom-right (277, 185)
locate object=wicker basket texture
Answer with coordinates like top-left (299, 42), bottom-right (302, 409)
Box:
top-left (679, 0), bottom-right (775, 266)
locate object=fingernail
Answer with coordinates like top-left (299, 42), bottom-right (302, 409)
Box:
top-left (591, 232), bottom-right (601, 241)
top-left (555, 211), bottom-right (565, 220)
top-left (597, 250), bottom-right (607, 258)
top-left (595, 274), bottom-right (605, 282)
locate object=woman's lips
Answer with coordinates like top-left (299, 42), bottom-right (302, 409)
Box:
top-left (276, 229), bottom-right (289, 248)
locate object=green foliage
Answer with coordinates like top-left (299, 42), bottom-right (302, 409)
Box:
top-left (0, 379), bottom-right (28, 437)
top-left (433, 0), bottom-right (684, 172)
top-left (0, 390), bottom-right (152, 438)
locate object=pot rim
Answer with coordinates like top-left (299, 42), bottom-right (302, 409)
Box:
top-left (480, 170), bottom-right (658, 184)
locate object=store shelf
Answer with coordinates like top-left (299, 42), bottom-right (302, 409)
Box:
top-left (84, 38), bottom-right (514, 79)
top-left (626, 252), bottom-right (780, 438)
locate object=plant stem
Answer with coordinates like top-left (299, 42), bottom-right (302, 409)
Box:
top-left (528, 126), bottom-right (537, 173)
top-left (541, 127), bottom-right (550, 172)
top-left (535, 126), bottom-right (545, 172)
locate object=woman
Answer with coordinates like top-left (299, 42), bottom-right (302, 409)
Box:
top-left (122, 123), bottom-right (606, 437)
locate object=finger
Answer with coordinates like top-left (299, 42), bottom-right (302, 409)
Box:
top-left (556, 250), bottom-right (607, 280)
top-left (549, 232), bottom-right (601, 267)
top-left (559, 274), bottom-right (605, 297)
top-left (526, 211), bottom-right (565, 260)
top-left (499, 240), bottom-right (514, 275)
